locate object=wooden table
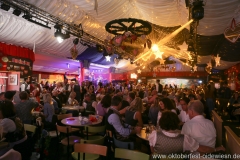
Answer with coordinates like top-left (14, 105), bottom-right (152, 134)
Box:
top-left (62, 106), bottom-right (84, 111)
top-left (233, 103), bottom-right (240, 107)
top-left (136, 127), bottom-right (151, 141)
top-left (61, 116), bottom-right (102, 127)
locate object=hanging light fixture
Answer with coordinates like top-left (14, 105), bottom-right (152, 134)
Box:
top-left (192, 0), bottom-right (204, 20)
top-left (54, 24), bottom-right (70, 43)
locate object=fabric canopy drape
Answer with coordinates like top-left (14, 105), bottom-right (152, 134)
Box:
top-left (0, 42), bottom-right (35, 62)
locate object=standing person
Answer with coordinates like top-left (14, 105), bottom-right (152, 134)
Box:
top-left (63, 78), bottom-right (70, 104)
top-left (52, 90), bottom-right (62, 109)
top-left (196, 92), bottom-right (211, 120)
top-left (204, 83), bottom-right (216, 114)
top-left (53, 82), bottom-right (65, 104)
top-left (73, 80), bottom-right (81, 103)
top-left (81, 81), bottom-right (87, 104)
top-left (44, 81), bottom-right (50, 91)
top-left (181, 100), bottom-right (216, 148)
top-left (218, 81), bottom-right (231, 112)
top-left (42, 93), bottom-right (55, 129)
top-left (32, 83), bottom-right (40, 103)
top-left (20, 77), bottom-right (30, 92)
top-left (15, 91), bottom-right (39, 124)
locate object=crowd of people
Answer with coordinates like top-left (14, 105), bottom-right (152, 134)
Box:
top-left (0, 77), bottom-right (239, 159)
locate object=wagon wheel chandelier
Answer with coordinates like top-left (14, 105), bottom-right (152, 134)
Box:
top-left (105, 18), bottom-right (152, 36)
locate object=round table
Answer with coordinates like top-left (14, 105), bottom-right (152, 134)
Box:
top-left (136, 127), bottom-right (150, 141)
top-left (62, 106), bottom-right (84, 111)
top-left (233, 103), bottom-right (240, 107)
top-left (61, 116), bottom-right (102, 127)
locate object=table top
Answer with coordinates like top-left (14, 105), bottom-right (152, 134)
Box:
top-left (136, 127), bottom-right (150, 141)
top-left (61, 116), bottom-right (102, 127)
top-left (233, 103), bottom-right (240, 107)
top-left (62, 106), bottom-right (85, 110)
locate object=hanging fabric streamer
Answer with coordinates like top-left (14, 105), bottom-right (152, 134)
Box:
top-left (94, 0), bottom-right (98, 15)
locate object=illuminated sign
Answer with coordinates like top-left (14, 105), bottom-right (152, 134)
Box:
top-left (131, 73), bottom-right (137, 79)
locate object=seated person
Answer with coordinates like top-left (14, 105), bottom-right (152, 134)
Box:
top-left (84, 94), bottom-right (95, 113)
top-left (41, 93), bottom-right (55, 129)
top-left (148, 97), bottom-right (160, 126)
top-left (96, 94), bottom-right (111, 117)
top-left (178, 97), bottom-right (190, 126)
top-left (0, 100), bottom-right (29, 159)
top-left (125, 97), bottom-right (143, 127)
top-left (68, 91), bottom-right (79, 106)
top-left (106, 96), bottom-right (141, 141)
top-left (149, 111), bottom-right (225, 155)
top-left (52, 90), bottom-right (62, 109)
top-left (14, 91), bottom-right (39, 124)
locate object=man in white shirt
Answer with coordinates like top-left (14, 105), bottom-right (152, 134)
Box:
top-left (20, 77), bottom-right (30, 92)
top-left (178, 97), bottom-right (190, 124)
top-left (181, 100), bottom-right (216, 148)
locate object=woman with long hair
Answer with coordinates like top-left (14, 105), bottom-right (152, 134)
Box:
top-left (156, 97), bottom-right (176, 127)
top-left (148, 97), bottom-right (160, 126)
top-left (125, 97), bottom-right (143, 127)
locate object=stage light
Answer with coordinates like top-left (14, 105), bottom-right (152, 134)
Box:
top-left (73, 38), bottom-right (79, 45)
top-left (151, 44), bottom-right (159, 52)
top-left (54, 24), bottom-right (69, 43)
top-left (96, 44), bottom-right (104, 53)
top-left (192, 1), bottom-right (204, 20)
top-left (67, 63), bottom-right (70, 68)
top-left (1, 4), bottom-right (10, 11)
top-left (22, 12), bottom-right (31, 20)
top-left (13, 9), bottom-right (21, 16)
top-left (57, 37), bottom-right (63, 43)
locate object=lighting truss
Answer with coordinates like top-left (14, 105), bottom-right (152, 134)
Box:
top-left (0, 0), bottom-right (134, 59)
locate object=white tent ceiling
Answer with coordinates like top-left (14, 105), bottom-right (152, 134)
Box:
top-left (0, 0), bottom-right (240, 74)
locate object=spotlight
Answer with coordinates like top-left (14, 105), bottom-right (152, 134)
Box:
top-left (73, 38), bottom-right (79, 45)
top-left (1, 4), bottom-right (10, 11)
top-left (151, 44), bottom-right (159, 52)
top-left (192, 1), bottom-right (204, 20)
top-left (67, 63), bottom-right (70, 68)
top-left (54, 24), bottom-right (70, 43)
top-left (96, 44), bottom-right (104, 53)
top-left (13, 9), bottom-right (21, 16)
top-left (130, 59), bottom-right (134, 64)
top-left (22, 12), bottom-right (32, 20)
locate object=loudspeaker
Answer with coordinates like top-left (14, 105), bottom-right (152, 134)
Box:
top-left (110, 67), bottom-right (116, 73)
top-left (83, 60), bottom-right (90, 69)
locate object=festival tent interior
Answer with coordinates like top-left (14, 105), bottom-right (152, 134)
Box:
top-left (0, 0), bottom-right (240, 79)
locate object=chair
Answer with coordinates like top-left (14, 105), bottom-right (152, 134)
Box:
top-left (106, 129), bottom-right (134, 150)
top-left (113, 135), bottom-right (134, 150)
top-left (57, 113), bottom-right (73, 122)
top-left (224, 126), bottom-right (240, 155)
top-left (72, 143), bottom-right (107, 160)
top-left (212, 110), bottom-right (223, 146)
top-left (56, 124), bottom-right (81, 160)
top-left (84, 125), bottom-right (105, 140)
top-left (0, 149), bottom-right (21, 160)
top-left (72, 136), bottom-right (105, 160)
top-left (24, 124), bottom-right (36, 135)
top-left (114, 148), bottom-right (149, 160)
top-left (24, 124), bottom-right (37, 157)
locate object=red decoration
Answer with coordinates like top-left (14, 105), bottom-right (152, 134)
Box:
top-left (224, 18), bottom-right (240, 43)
